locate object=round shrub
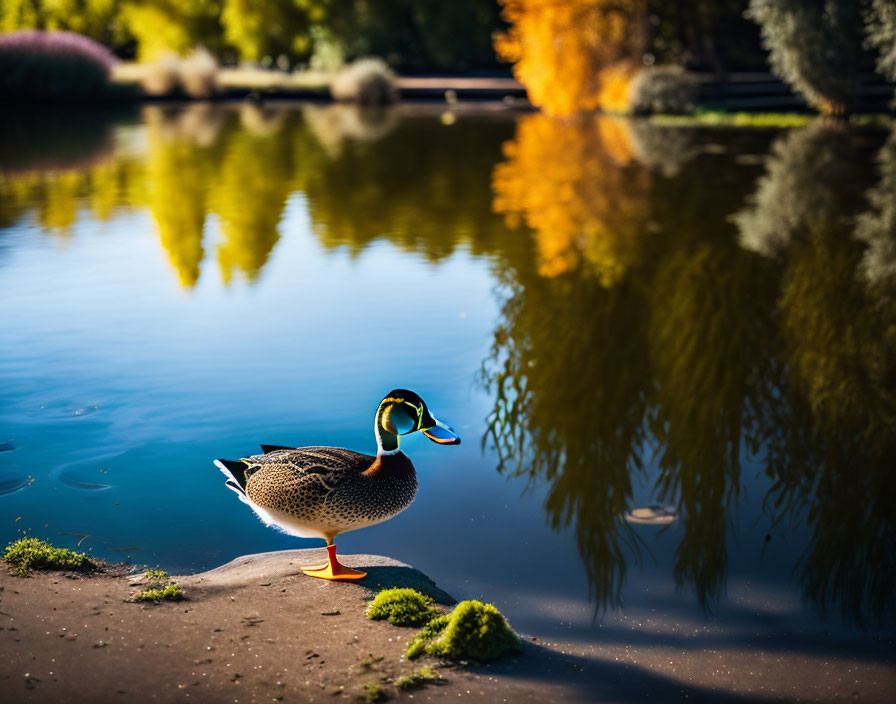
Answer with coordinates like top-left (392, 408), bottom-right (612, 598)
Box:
top-left (179, 48), bottom-right (218, 99)
top-left (0, 30), bottom-right (114, 100)
top-left (330, 57), bottom-right (397, 105)
top-left (405, 600), bottom-right (523, 661)
top-left (366, 588), bottom-right (438, 627)
top-left (627, 66), bottom-right (698, 116)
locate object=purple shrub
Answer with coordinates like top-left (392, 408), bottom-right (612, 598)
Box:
top-left (0, 30), bottom-right (115, 100)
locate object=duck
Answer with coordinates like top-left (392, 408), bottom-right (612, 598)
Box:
top-left (214, 389), bottom-right (460, 581)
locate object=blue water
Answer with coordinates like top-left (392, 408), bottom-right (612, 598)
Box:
top-left (1, 103), bottom-right (894, 646)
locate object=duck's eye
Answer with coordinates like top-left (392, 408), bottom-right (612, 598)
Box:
top-left (382, 403), bottom-right (417, 435)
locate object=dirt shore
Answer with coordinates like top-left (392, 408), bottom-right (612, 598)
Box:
top-left (1, 550), bottom-right (894, 703)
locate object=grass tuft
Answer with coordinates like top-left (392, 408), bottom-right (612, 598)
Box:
top-left (143, 568), bottom-right (169, 584)
top-left (361, 680), bottom-right (387, 702)
top-left (395, 665), bottom-right (439, 690)
top-left (134, 583), bottom-right (183, 603)
top-left (3, 537), bottom-right (94, 576)
top-left (366, 588), bottom-right (438, 627)
top-left (405, 600), bottom-right (523, 662)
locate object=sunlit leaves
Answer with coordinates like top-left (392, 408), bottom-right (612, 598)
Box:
top-left (495, 0), bottom-right (645, 116)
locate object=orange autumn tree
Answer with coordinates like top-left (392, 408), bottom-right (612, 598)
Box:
top-left (495, 0), bottom-right (646, 116)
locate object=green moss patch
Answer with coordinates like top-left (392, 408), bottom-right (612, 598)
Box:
top-left (133, 567), bottom-right (183, 603)
top-left (3, 537), bottom-right (94, 576)
top-left (143, 567), bottom-right (169, 584)
top-left (361, 681), bottom-right (387, 702)
top-left (134, 583), bottom-right (183, 603)
top-left (405, 600), bottom-right (523, 662)
top-left (395, 665), bottom-right (439, 690)
top-left (366, 588), bottom-right (438, 627)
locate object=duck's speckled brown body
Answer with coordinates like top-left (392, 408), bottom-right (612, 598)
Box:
top-left (237, 446), bottom-right (418, 542)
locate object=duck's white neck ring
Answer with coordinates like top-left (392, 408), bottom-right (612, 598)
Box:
top-left (374, 404), bottom-right (400, 455)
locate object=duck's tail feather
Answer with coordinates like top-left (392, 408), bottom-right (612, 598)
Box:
top-left (260, 444), bottom-right (294, 453)
top-left (214, 459), bottom-right (249, 501)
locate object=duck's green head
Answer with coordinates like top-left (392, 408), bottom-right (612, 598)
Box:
top-left (375, 389), bottom-right (461, 454)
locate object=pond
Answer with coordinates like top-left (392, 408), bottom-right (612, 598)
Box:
top-left (0, 103), bottom-right (894, 648)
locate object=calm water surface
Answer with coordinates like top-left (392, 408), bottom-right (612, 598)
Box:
top-left (1, 103), bottom-right (894, 646)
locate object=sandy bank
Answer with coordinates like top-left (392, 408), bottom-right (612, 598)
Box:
top-left (1, 550), bottom-right (894, 703)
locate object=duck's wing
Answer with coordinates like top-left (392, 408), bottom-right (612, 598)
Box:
top-left (259, 444), bottom-right (294, 453)
top-left (241, 446), bottom-right (374, 492)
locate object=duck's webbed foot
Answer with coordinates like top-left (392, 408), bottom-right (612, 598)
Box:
top-left (302, 543), bottom-right (367, 581)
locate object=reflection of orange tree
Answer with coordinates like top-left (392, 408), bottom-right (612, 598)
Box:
top-left (492, 113), bottom-right (649, 285)
top-left (495, 0), bottom-right (645, 116)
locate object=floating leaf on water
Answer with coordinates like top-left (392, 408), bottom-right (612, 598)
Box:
top-left (73, 405), bottom-right (100, 416)
top-left (0, 440), bottom-right (16, 453)
top-left (58, 473), bottom-right (111, 491)
top-left (0, 475), bottom-right (32, 495)
top-left (625, 505), bottom-right (677, 525)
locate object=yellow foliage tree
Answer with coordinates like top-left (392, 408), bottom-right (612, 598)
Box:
top-left (495, 0), bottom-right (645, 116)
top-left (120, 0), bottom-right (222, 60)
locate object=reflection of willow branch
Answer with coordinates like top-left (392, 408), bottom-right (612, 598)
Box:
top-left (740, 123), bottom-right (896, 626)
top-left (648, 243), bottom-right (778, 611)
top-left (856, 129), bottom-right (896, 289)
top-left (769, 235), bottom-right (896, 626)
top-left (735, 122), bottom-right (866, 258)
top-left (481, 268), bottom-right (651, 610)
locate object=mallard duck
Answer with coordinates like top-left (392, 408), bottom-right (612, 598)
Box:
top-left (214, 389), bottom-right (460, 581)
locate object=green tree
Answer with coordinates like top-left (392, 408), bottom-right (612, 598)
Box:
top-left (865, 0), bottom-right (896, 105)
top-left (746, 0), bottom-right (866, 115)
top-left (221, 0), bottom-right (324, 62)
top-left (321, 0), bottom-right (504, 72)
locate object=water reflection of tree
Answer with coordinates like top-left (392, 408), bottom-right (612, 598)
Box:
top-left (485, 117), bottom-right (895, 625)
top-left (303, 116), bottom-right (515, 262)
top-left (484, 265), bottom-right (652, 609)
top-left (738, 123), bottom-right (896, 626)
top-left (492, 114), bottom-right (650, 284)
top-left (215, 117), bottom-right (296, 284)
top-left (144, 106), bottom-right (220, 287)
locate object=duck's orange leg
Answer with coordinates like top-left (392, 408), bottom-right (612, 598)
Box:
top-left (302, 543), bottom-right (367, 581)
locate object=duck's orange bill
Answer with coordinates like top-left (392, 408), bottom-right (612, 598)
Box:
top-left (422, 417), bottom-right (461, 445)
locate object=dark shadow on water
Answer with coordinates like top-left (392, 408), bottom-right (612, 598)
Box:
top-left (0, 106), bottom-right (137, 174)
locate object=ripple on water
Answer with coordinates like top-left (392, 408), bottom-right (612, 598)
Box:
top-left (0, 475), bottom-right (33, 496)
